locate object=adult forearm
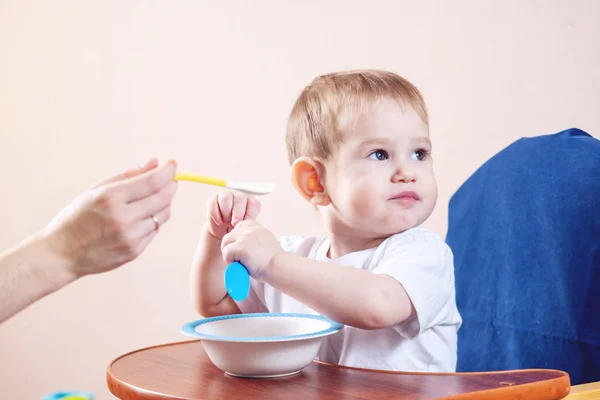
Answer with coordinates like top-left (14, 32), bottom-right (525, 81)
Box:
top-left (265, 251), bottom-right (413, 329)
top-left (0, 233), bottom-right (76, 324)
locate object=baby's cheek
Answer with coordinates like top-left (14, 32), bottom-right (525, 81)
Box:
top-left (335, 174), bottom-right (382, 216)
top-left (348, 187), bottom-right (379, 215)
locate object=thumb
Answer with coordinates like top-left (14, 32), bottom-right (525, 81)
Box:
top-left (221, 242), bottom-right (237, 265)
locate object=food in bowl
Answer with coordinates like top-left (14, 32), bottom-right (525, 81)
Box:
top-left (180, 313), bottom-right (343, 378)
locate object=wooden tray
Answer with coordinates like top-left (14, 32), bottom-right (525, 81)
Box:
top-left (107, 340), bottom-right (571, 399)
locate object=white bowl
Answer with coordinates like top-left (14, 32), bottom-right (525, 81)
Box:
top-left (180, 313), bottom-right (343, 378)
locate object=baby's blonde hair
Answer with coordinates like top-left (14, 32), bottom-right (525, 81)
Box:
top-left (285, 69), bottom-right (428, 164)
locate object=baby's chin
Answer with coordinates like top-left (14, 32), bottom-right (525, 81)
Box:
top-left (385, 214), bottom-right (423, 232)
top-left (333, 210), bottom-right (425, 237)
top-left (384, 224), bottom-right (420, 236)
top-left (363, 221), bottom-right (421, 238)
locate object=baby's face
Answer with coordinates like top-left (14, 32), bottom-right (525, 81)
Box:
top-left (320, 98), bottom-right (437, 238)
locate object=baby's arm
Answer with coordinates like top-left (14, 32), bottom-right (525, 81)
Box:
top-left (264, 252), bottom-right (415, 330)
top-left (190, 191), bottom-right (261, 317)
top-left (190, 224), bottom-right (240, 317)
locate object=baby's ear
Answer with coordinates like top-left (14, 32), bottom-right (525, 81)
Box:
top-left (290, 157), bottom-right (330, 206)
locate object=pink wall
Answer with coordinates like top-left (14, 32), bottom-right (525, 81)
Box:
top-left (1, 1), bottom-right (598, 398)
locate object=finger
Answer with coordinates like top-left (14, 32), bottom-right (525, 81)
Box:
top-left (93, 158), bottom-right (158, 188)
top-left (221, 241), bottom-right (240, 264)
top-left (245, 196), bottom-right (261, 220)
top-left (128, 181), bottom-right (178, 221)
top-left (217, 192), bottom-right (234, 225)
top-left (220, 228), bottom-right (240, 252)
top-left (128, 205), bottom-right (172, 239)
top-left (109, 159), bottom-right (177, 203)
top-left (231, 195), bottom-right (248, 227)
top-left (206, 195), bottom-right (223, 226)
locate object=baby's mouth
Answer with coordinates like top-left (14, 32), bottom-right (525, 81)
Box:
top-left (389, 191), bottom-right (420, 202)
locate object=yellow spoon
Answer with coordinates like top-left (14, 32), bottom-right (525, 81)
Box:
top-left (174, 173), bottom-right (276, 195)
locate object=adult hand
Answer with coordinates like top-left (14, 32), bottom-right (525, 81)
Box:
top-left (42, 158), bottom-right (178, 278)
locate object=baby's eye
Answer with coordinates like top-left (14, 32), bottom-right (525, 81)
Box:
top-left (411, 149), bottom-right (430, 161)
top-left (368, 149), bottom-right (389, 161)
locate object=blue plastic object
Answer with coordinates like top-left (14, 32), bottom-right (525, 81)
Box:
top-left (224, 261), bottom-right (250, 301)
top-left (42, 391), bottom-right (94, 400)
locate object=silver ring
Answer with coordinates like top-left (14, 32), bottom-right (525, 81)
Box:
top-left (152, 215), bottom-right (160, 231)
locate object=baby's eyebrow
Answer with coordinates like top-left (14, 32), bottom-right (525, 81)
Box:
top-left (359, 137), bottom-right (393, 147)
top-left (356, 135), bottom-right (431, 148)
top-left (414, 136), bottom-right (432, 147)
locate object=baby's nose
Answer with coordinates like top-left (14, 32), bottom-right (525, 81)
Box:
top-left (391, 168), bottom-right (417, 183)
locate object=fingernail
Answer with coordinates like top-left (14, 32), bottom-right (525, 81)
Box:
top-left (168, 159), bottom-right (177, 168)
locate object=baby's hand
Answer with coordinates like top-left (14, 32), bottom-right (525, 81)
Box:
top-left (205, 191), bottom-right (261, 240)
top-left (221, 220), bottom-right (283, 280)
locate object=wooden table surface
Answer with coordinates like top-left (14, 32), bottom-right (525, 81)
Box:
top-left (107, 340), bottom-right (571, 400)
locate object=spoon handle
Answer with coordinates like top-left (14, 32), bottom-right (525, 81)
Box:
top-left (174, 173), bottom-right (227, 188)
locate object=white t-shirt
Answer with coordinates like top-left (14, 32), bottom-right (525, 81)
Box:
top-left (235, 227), bottom-right (462, 372)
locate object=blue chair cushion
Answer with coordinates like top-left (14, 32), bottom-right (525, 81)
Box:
top-left (446, 128), bottom-right (600, 385)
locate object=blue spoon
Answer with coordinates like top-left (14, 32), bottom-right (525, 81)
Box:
top-left (224, 262), bottom-right (250, 301)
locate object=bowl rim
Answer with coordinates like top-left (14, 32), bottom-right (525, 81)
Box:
top-left (180, 312), bottom-right (344, 343)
